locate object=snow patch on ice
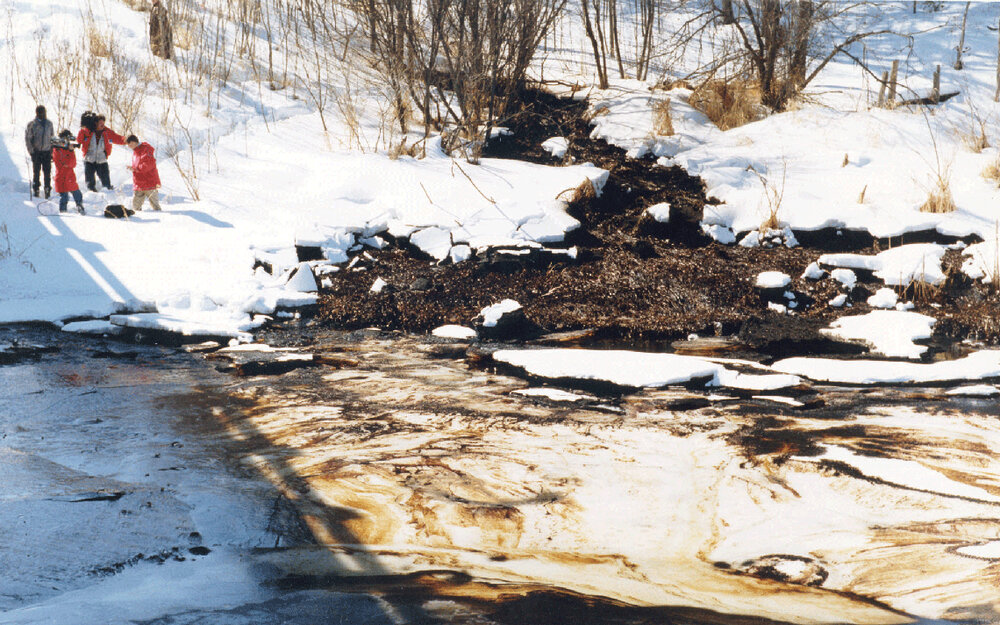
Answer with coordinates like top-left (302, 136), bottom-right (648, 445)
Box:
top-left (801, 445), bottom-right (1000, 504)
top-left (822, 311), bottom-right (935, 359)
top-left (773, 350), bottom-right (1000, 385)
top-left (945, 385), bottom-right (1000, 397)
top-left (432, 325), bottom-right (477, 340)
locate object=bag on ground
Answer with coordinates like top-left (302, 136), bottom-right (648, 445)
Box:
top-left (103, 204), bottom-right (134, 219)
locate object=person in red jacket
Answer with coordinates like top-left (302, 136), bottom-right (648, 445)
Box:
top-left (126, 134), bottom-right (162, 211)
top-left (52, 130), bottom-right (85, 214)
top-left (76, 113), bottom-right (125, 192)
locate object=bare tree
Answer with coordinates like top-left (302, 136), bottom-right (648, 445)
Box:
top-left (580, 0), bottom-right (610, 88)
top-left (356, 0), bottom-right (566, 159)
top-left (719, 0), bottom-right (736, 24)
top-left (954, 1), bottom-right (970, 70)
top-left (995, 12), bottom-right (1000, 102)
top-left (709, 1), bottom-right (892, 110)
top-left (635, 0), bottom-right (658, 81)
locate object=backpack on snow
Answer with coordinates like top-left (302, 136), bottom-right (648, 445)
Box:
top-left (103, 204), bottom-right (135, 219)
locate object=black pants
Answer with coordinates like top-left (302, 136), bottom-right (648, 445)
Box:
top-left (31, 151), bottom-right (51, 193)
top-left (84, 161), bottom-right (112, 191)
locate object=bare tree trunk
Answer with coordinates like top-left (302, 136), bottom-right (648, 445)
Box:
top-left (758, 0), bottom-right (785, 109)
top-left (877, 70), bottom-right (888, 107)
top-left (887, 59), bottom-right (899, 106)
top-left (636, 0), bottom-right (655, 81)
top-left (995, 14), bottom-right (1000, 102)
top-left (932, 63), bottom-right (940, 103)
top-left (581, 0), bottom-right (609, 88)
top-left (954, 1), bottom-right (970, 70)
top-left (720, 0), bottom-right (735, 24)
top-left (789, 0), bottom-right (814, 89)
top-left (607, 0), bottom-right (625, 79)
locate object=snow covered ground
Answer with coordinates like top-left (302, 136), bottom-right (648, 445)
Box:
top-left (0, 2), bottom-right (995, 384)
top-left (583, 4), bottom-right (1000, 248)
top-left (0, 0), bottom-right (606, 340)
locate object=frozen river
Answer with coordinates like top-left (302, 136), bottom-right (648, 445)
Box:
top-left (2, 324), bottom-right (1000, 624)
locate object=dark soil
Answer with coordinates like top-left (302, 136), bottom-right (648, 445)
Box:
top-left (317, 89), bottom-right (1000, 347)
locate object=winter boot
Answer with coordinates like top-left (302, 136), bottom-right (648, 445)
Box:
top-left (44, 187), bottom-right (51, 199)
top-left (77, 204), bottom-right (85, 215)
top-left (32, 185), bottom-right (39, 198)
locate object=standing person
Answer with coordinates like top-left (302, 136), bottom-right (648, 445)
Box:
top-left (52, 130), bottom-right (85, 214)
top-left (77, 114), bottom-right (125, 192)
top-left (126, 135), bottom-right (162, 212)
top-left (150, 0), bottom-right (173, 60)
top-left (25, 105), bottom-right (54, 198)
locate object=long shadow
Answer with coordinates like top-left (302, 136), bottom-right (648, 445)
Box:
top-left (0, 136), bottom-right (141, 319)
top-left (168, 209), bottom-right (235, 229)
top-left (172, 383), bottom-right (446, 625)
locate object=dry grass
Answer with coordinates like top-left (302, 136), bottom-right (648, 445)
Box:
top-left (919, 176), bottom-right (957, 213)
top-left (982, 156), bottom-right (1000, 188)
top-left (651, 97), bottom-right (674, 136)
top-left (747, 163), bottom-right (785, 232)
top-left (689, 79), bottom-right (761, 131)
top-left (561, 178), bottom-right (598, 204)
top-left (174, 23), bottom-right (196, 51)
top-left (120, 0), bottom-right (149, 10)
top-left (901, 279), bottom-right (940, 303)
top-left (86, 25), bottom-right (113, 58)
top-left (963, 127), bottom-right (989, 153)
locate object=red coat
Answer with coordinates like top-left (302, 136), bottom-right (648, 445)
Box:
top-left (76, 127), bottom-right (125, 158)
top-left (131, 143), bottom-right (161, 191)
top-left (52, 147), bottom-right (79, 194)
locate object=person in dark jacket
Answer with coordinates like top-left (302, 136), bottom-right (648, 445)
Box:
top-left (53, 130), bottom-right (85, 214)
top-left (150, 0), bottom-right (173, 60)
top-left (126, 135), bottom-right (162, 211)
top-left (77, 114), bottom-right (125, 192)
top-left (25, 105), bottom-right (54, 198)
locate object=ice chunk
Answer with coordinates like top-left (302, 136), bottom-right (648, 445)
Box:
top-left (480, 300), bottom-right (522, 328)
top-left (801, 262), bottom-right (825, 280)
top-left (646, 202), bottom-right (672, 223)
top-left (867, 287), bottom-right (898, 309)
top-left (830, 268), bottom-right (856, 289)
top-left (286, 263), bottom-right (318, 293)
top-left (541, 137), bottom-right (568, 159)
top-left (432, 325), bottom-right (477, 339)
top-left (410, 227), bottom-right (452, 261)
top-left (756, 271), bottom-right (791, 289)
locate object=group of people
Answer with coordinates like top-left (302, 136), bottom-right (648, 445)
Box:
top-left (25, 106), bottom-right (162, 215)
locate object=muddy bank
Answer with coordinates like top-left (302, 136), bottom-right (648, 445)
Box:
top-left (316, 90), bottom-right (1000, 347)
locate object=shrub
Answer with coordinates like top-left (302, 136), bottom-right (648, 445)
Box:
top-left (689, 80), bottom-right (761, 131)
top-left (86, 25), bottom-right (113, 58)
top-left (919, 176), bottom-right (956, 213)
top-left (651, 97), bottom-right (674, 136)
top-left (982, 156), bottom-right (1000, 188)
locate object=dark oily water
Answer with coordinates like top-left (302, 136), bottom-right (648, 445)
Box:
top-left (2, 325), bottom-right (1000, 624)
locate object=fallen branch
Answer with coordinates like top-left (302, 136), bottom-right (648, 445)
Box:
top-left (900, 91), bottom-right (960, 106)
